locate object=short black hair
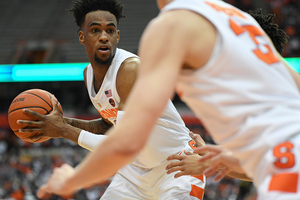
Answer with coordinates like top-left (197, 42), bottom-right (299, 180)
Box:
top-left (248, 9), bottom-right (289, 54)
top-left (69, 0), bottom-right (125, 28)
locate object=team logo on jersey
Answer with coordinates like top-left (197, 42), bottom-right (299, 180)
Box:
top-left (188, 140), bottom-right (197, 150)
top-left (109, 98), bottom-right (115, 107)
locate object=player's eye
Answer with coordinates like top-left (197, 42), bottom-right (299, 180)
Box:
top-left (107, 29), bottom-right (114, 34)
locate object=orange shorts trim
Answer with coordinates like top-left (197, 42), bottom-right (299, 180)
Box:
top-left (190, 184), bottom-right (204, 200)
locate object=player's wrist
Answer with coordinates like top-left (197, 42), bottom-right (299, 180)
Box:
top-left (61, 124), bottom-right (82, 144)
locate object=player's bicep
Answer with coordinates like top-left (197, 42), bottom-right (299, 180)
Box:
top-left (83, 66), bottom-right (88, 88)
top-left (116, 57), bottom-right (140, 109)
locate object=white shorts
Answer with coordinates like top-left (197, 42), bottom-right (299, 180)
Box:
top-left (255, 133), bottom-right (300, 200)
top-left (100, 140), bottom-right (205, 200)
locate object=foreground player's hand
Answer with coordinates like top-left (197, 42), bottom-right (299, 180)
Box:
top-left (17, 99), bottom-right (70, 140)
top-left (166, 151), bottom-right (209, 178)
top-left (194, 145), bottom-right (245, 181)
top-left (37, 163), bottom-right (76, 198)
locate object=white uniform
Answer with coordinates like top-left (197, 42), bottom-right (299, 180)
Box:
top-left (85, 48), bottom-right (205, 199)
top-left (163, 0), bottom-right (300, 199)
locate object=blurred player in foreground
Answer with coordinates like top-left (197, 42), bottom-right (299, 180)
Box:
top-left (19, 0), bottom-right (300, 199)
top-left (18, 0), bottom-right (207, 199)
top-left (166, 8), bottom-right (290, 183)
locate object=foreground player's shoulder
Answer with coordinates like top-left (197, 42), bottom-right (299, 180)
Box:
top-left (140, 9), bottom-right (217, 69)
top-left (144, 10), bottom-right (214, 44)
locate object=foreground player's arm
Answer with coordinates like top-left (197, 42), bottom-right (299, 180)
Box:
top-left (37, 10), bottom-right (216, 197)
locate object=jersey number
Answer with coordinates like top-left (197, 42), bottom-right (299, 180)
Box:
top-left (273, 141), bottom-right (295, 169)
top-left (229, 19), bottom-right (279, 65)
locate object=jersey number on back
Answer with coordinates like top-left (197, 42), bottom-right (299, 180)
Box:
top-left (229, 19), bottom-right (279, 65)
top-left (273, 141), bottom-right (295, 169)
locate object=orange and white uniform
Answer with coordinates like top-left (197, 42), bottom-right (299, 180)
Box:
top-left (163, 0), bottom-right (300, 199)
top-left (85, 48), bottom-right (205, 199)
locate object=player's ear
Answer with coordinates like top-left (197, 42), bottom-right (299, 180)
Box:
top-left (117, 30), bottom-right (120, 43)
top-left (79, 30), bottom-right (85, 45)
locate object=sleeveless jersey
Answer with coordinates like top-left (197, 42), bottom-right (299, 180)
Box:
top-left (162, 0), bottom-right (300, 179)
top-left (86, 48), bottom-right (192, 168)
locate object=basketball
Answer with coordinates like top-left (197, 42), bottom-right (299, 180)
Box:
top-left (8, 89), bottom-right (63, 143)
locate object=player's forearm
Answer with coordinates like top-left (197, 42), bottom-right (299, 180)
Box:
top-left (226, 171), bottom-right (252, 182)
top-left (66, 127), bottom-right (139, 189)
top-left (64, 117), bottom-right (111, 135)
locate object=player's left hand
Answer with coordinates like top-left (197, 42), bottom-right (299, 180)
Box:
top-left (166, 151), bottom-right (209, 178)
top-left (194, 145), bottom-right (245, 181)
top-left (37, 163), bottom-right (77, 198)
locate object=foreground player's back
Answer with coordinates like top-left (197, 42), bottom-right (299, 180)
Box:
top-left (162, 0), bottom-right (300, 177)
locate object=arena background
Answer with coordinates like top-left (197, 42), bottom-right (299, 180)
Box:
top-left (0, 0), bottom-right (300, 199)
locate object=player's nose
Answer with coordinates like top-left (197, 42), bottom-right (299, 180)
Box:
top-left (99, 31), bottom-right (108, 42)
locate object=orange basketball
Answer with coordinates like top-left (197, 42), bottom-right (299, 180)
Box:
top-left (8, 89), bottom-right (63, 143)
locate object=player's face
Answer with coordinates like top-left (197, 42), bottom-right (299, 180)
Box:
top-left (79, 10), bottom-right (120, 66)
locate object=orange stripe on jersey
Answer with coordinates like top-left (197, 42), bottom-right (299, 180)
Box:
top-left (192, 174), bottom-right (204, 183)
top-left (205, 1), bottom-right (246, 19)
top-left (269, 173), bottom-right (298, 193)
top-left (99, 108), bottom-right (118, 119)
top-left (190, 184), bottom-right (204, 200)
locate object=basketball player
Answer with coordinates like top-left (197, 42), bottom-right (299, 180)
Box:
top-left (18, 0), bottom-right (206, 199)
top-left (165, 8), bottom-right (290, 183)
top-left (23, 0), bottom-right (300, 199)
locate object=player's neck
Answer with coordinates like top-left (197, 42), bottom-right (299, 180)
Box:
top-left (91, 63), bottom-right (110, 91)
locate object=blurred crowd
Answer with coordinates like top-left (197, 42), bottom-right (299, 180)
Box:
top-left (265, 0), bottom-right (300, 57)
top-left (0, 125), bottom-right (256, 200)
top-left (0, 128), bottom-right (111, 200)
top-left (227, 0), bottom-right (300, 57)
top-left (1, 0), bottom-right (300, 199)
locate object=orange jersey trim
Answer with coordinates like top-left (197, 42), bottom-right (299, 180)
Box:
top-left (269, 173), bottom-right (298, 193)
top-left (190, 184), bottom-right (204, 200)
top-left (98, 108), bottom-right (118, 119)
top-left (205, 1), bottom-right (246, 19)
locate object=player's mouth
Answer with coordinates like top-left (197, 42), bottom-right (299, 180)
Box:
top-left (98, 45), bottom-right (110, 53)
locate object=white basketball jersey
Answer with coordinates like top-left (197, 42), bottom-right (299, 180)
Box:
top-left (86, 48), bottom-right (191, 168)
top-left (163, 0), bottom-right (300, 178)
top-left (86, 48), bottom-right (136, 125)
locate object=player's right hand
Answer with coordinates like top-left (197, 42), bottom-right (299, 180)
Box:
top-left (37, 163), bottom-right (77, 198)
top-left (17, 99), bottom-right (69, 139)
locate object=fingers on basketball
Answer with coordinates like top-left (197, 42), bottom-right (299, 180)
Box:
top-left (8, 89), bottom-right (63, 143)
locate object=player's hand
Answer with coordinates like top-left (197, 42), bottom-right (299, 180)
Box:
top-left (194, 145), bottom-right (245, 181)
top-left (37, 163), bottom-right (77, 198)
top-left (17, 98), bottom-right (67, 139)
top-left (189, 131), bottom-right (208, 156)
top-left (166, 151), bottom-right (209, 178)
top-left (189, 131), bottom-right (205, 148)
